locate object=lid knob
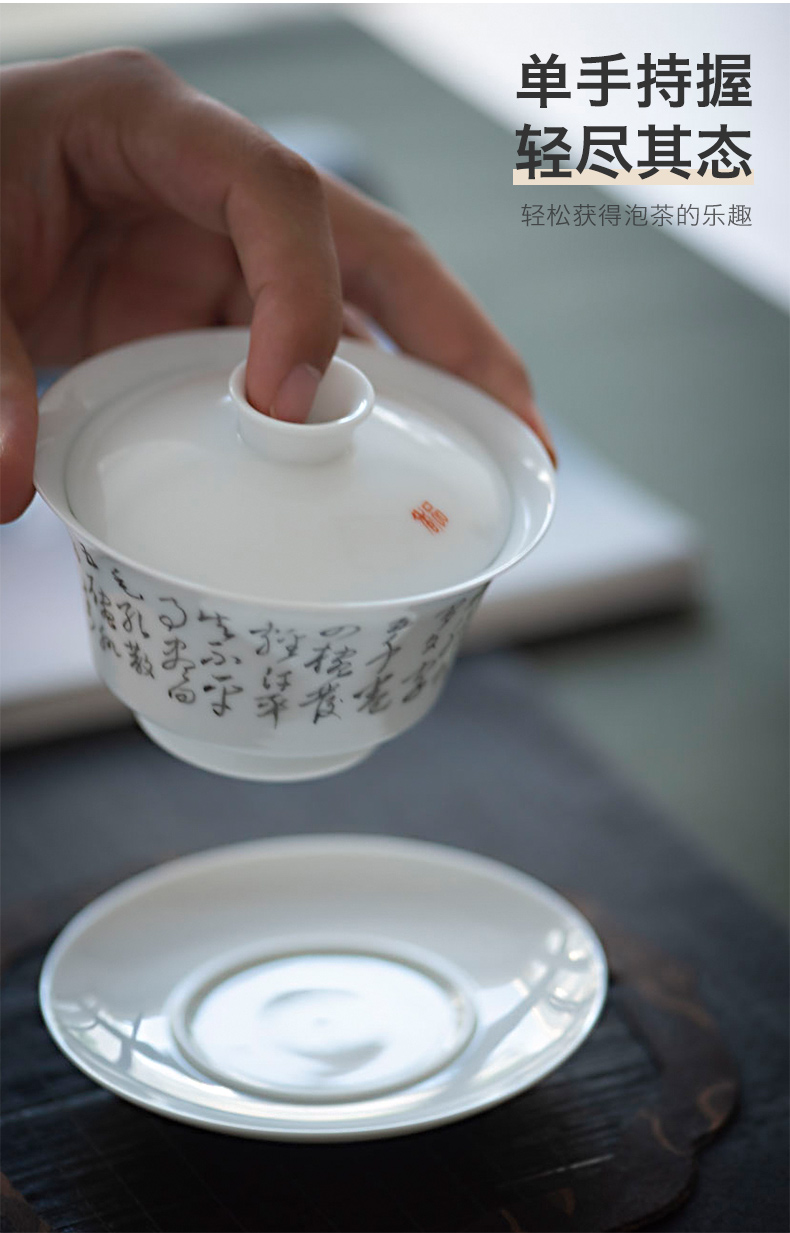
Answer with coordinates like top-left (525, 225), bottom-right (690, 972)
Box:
top-left (230, 357), bottom-right (375, 464)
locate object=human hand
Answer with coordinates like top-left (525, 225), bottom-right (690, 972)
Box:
top-left (0, 49), bottom-right (555, 522)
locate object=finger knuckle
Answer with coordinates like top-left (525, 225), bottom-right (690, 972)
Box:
top-left (266, 145), bottom-right (323, 200)
top-left (91, 46), bottom-right (169, 82)
top-left (85, 48), bottom-right (178, 111)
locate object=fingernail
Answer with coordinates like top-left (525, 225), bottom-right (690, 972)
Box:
top-left (271, 364), bottom-right (321, 423)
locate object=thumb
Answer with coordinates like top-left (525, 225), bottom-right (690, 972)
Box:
top-left (1, 303), bottom-right (37, 522)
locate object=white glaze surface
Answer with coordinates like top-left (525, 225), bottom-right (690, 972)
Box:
top-left (40, 835), bottom-right (607, 1141)
top-left (171, 946), bottom-right (476, 1103)
top-left (35, 331), bottom-right (555, 780)
top-left (65, 360), bottom-right (512, 603)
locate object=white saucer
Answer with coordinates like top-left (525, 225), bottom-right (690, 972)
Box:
top-left (40, 835), bottom-right (607, 1141)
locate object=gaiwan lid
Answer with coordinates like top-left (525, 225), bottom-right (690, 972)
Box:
top-left (63, 341), bottom-right (519, 605)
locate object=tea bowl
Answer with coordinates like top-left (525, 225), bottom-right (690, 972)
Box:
top-left (34, 329), bottom-right (555, 780)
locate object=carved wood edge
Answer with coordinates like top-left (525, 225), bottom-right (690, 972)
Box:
top-left (466, 898), bottom-right (739, 1232)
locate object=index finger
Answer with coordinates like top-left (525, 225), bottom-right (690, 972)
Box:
top-left (55, 50), bottom-right (343, 418)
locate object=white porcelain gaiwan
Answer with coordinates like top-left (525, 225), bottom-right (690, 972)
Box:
top-left (35, 329), bottom-right (555, 781)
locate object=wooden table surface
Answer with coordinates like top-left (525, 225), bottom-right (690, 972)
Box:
top-left (2, 654), bottom-right (788, 1231)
